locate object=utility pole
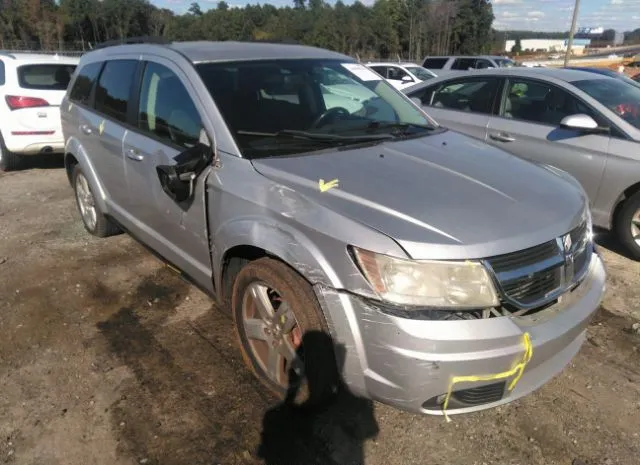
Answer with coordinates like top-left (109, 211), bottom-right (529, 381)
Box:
top-left (564, 0), bottom-right (581, 67)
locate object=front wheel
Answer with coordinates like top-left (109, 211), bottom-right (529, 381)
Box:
top-left (231, 257), bottom-right (339, 405)
top-left (614, 190), bottom-right (640, 260)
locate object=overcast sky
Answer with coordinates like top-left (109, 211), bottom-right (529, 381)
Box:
top-left (151, 0), bottom-right (640, 32)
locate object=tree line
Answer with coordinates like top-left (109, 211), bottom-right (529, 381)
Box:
top-left (0, 0), bottom-right (496, 60)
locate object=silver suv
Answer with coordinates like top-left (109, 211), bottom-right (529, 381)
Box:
top-left (61, 40), bottom-right (605, 417)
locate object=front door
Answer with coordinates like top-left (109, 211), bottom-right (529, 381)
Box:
top-left (123, 59), bottom-right (213, 291)
top-left (486, 77), bottom-right (609, 204)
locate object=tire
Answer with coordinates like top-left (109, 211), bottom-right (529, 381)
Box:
top-left (614, 190), bottom-right (640, 260)
top-left (72, 165), bottom-right (121, 238)
top-left (231, 257), bottom-right (339, 406)
top-left (0, 133), bottom-right (22, 171)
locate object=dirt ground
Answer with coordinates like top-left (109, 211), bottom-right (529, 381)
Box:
top-left (1, 158), bottom-right (639, 465)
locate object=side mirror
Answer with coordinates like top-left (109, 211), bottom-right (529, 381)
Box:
top-left (157, 141), bottom-right (214, 204)
top-left (157, 165), bottom-right (192, 203)
top-left (560, 114), bottom-right (608, 133)
top-left (401, 75), bottom-right (414, 83)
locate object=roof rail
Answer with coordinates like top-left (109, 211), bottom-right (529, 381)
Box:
top-left (91, 36), bottom-right (171, 51)
top-left (0, 51), bottom-right (16, 59)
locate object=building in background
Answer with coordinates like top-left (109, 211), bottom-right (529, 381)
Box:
top-left (504, 38), bottom-right (591, 55)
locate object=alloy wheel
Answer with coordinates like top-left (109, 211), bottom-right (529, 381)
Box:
top-left (241, 282), bottom-right (303, 388)
top-left (632, 208), bottom-right (640, 248)
top-left (75, 173), bottom-right (97, 231)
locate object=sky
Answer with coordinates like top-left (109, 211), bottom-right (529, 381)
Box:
top-left (150, 0), bottom-right (640, 32)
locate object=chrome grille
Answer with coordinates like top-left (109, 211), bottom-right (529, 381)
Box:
top-left (486, 220), bottom-right (592, 309)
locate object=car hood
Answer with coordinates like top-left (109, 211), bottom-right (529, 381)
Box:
top-left (250, 130), bottom-right (588, 260)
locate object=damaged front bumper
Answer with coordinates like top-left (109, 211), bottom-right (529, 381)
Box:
top-left (314, 253), bottom-right (606, 416)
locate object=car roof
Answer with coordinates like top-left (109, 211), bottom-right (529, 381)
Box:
top-left (403, 66), bottom-right (611, 94)
top-left (85, 40), bottom-right (353, 64)
top-left (437, 67), bottom-right (608, 83)
top-left (367, 62), bottom-right (420, 67)
top-left (0, 52), bottom-right (79, 64)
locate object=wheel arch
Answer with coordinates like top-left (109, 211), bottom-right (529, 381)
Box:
top-left (64, 137), bottom-right (110, 214)
top-left (611, 180), bottom-right (640, 228)
top-left (213, 219), bottom-right (351, 307)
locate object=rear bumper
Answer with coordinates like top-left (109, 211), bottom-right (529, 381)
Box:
top-left (3, 133), bottom-right (65, 155)
top-left (315, 253), bottom-right (606, 416)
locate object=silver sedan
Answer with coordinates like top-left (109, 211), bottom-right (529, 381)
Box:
top-left (404, 67), bottom-right (640, 259)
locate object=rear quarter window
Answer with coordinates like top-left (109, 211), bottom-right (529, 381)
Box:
top-left (18, 64), bottom-right (77, 91)
top-left (0, 60), bottom-right (5, 86)
top-left (69, 61), bottom-right (103, 105)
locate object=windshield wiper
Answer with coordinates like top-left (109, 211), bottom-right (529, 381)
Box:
top-left (366, 121), bottom-right (437, 134)
top-left (237, 129), bottom-right (394, 142)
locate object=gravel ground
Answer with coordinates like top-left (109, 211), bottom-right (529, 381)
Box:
top-left (1, 158), bottom-right (639, 465)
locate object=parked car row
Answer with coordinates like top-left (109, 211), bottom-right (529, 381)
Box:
top-left (56, 40), bottom-right (607, 419)
top-left (0, 52), bottom-right (79, 170)
top-left (402, 66), bottom-right (640, 260)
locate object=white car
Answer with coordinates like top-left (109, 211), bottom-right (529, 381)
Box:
top-left (0, 53), bottom-right (78, 171)
top-left (366, 62), bottom-right (437, 90)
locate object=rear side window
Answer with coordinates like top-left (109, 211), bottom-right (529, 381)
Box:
top-left (422, 58), bottom-right (448, 69)
top-left (451, 58), bottom-right (477, 70)
top-left (69, 62), bottom-right (103, 105)
top-left (17, 64), bottom-right (77, 90)
top-left (94, 60), bottom-right (138, 123)
top-left (423, 77), bottom-right (500, 115)
top-left (0, 60), bottom-right (5, 86)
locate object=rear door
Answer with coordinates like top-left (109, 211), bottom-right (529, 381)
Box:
top-left (122, 59), bottom-right (212, 289)
top-left (8, 61), bottom-right (77, 138)
top-left (485, 77), bottom-right (609, 203)
top-left (82, 59), bottom-right (140, 216)
top-left (406, 75), bottom-right (502, 142)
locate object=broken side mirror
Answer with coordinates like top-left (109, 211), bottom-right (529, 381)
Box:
top-left (157, 141), bottom-right (213, 204)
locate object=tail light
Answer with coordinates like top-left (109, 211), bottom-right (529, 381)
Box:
top-left (5, 95), bottom-right (50, 110)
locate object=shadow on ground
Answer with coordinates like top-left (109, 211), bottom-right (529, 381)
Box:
top-left (593, 228), bottom-right (635, 261)
top-left (95, 271), bottom-right (379, 465)
top-left (8, 153), bottom-right (65, 172)
top-left (257, 331), bottom-right (379, 465)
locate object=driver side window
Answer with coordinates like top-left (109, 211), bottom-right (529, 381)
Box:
top-left (137, 62), bottom-right (204, 149)
top-left (502, 79), bottom-right (599, 127)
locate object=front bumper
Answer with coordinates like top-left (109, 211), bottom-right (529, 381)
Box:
top-left (315, 253), bottom-right (606, 416)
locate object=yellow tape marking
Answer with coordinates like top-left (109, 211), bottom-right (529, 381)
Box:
top-left (318, 178), bottom-right (339, 192)
top-left (442, 332), bottom-right (533, 422)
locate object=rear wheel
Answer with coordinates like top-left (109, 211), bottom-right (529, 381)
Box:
top-left (231, 257), bottom-right (338, 405)
top-left (72, 165), bottom-right (121, 237)
top-left (615, 191), bottom-right (640, 260)
top-left (0, 134), bottom-right (22, 171)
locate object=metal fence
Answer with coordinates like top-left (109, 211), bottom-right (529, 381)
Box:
top-left (0, 49), bottom-right (84, 57)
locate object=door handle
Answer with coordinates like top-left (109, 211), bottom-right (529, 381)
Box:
top-left (490, 132), bottom-right (516, 142)
top-left (125, 148), bottom-right (144, 161)
top-left (80, 124), bottom-right (92, 135)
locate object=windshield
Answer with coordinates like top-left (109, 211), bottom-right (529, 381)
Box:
top-left (495, 58), bottom-right (516, 68)
top-left (404, 66), bottom-right (435, 81)
top-left (573, 78), bottom-right (640, 130)
top-left (196, 59), bottom-right (437, 158)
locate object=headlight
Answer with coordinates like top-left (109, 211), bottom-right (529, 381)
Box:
top-left (351, 247), bottom-right (499, 309)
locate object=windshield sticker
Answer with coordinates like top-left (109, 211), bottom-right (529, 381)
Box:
top-left (318, 178), bottom-right (339, 192)
top-left (341, 63), bottom-right (382, 82)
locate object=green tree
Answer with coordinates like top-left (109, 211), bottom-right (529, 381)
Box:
top-left (188, 2), bottom-right (203, 16)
